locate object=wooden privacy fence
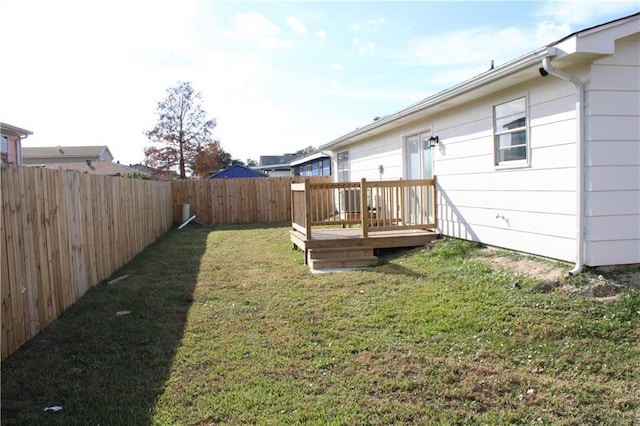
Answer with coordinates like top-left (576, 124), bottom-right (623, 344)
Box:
top-left (1, 165), bottom-right (173, 360)
top-left (172, 176), bottom-right (331, 224)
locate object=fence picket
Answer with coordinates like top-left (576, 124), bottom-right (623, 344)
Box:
top-left (1, 165), bottom-right (173, 360)
top-left (171, 176), bottom-right (329, 225)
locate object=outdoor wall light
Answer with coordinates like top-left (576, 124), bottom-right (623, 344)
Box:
top-left (428, 135), bottom-right (439, 147)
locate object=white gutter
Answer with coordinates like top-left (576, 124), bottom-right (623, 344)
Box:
top-left (541, 56), bottom-right (585, 275)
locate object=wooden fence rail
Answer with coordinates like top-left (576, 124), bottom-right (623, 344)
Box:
top-left (171, 176), bottom-right (330, 225)
top-left (1, 165), bottom-right (173, 360)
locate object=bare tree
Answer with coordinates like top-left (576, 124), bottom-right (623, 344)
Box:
top-left (144, 82), bottom-right (217, 179)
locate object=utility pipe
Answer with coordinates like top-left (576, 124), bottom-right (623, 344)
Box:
top-left (540, 56), bottom-right (585, 275)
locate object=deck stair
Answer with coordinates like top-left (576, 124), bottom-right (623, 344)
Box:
top-left (307, 246), bottom-right (378, 270)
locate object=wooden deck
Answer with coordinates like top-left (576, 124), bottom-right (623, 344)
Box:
top-left (291, 228), bottom-right (439, 270)
top-left (290, 178), bottom-right (439, 270)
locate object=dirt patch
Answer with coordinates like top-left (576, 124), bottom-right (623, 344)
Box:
top-left (478, 248), bottom-right (640, 300)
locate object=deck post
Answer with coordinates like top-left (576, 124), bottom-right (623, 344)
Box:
top-left (399, 178), bottom-right (405, 225)
top-left (304, 179), bottom-right (312, 240)
top-left (360, 178), bottom-right (368, 238)
top-left (432, 175), bottom-right (437, 229)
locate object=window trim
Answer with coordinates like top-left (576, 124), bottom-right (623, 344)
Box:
top-left (0, 135), bottom-right (8, 154)
top-left (493, 95), bottom-right (530, 169)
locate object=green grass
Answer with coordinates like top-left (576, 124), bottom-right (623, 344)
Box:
top-left (2, 224), bottom-right (639, 425)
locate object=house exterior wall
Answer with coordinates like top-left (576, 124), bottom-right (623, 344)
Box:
top-left (325, 16), bottom-right (639, 267)
top-left (331, 74), bottom-right (584, 263)
top-left (265, 169), bottom-right (293, 177)
top-left (1, 133), bottom-right (24, 165)
top-left (294, 157), bottom-right (331, 177)
top-left (23, 155), bottom-right (102, 165)
top-left (584, 36), bottom-right (640, 265)
top-left (436, 78), bottom-right (581, 263)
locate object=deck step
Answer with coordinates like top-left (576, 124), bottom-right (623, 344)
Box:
top-left (308, 247), bottom-right (374, 260)
top-left (309, 256), bottom-right (379, 270)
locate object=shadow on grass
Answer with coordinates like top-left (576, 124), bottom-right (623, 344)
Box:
top-left (1, 226), bottom-right (210, 425)
top-left (375, 246), bottom-right (428, 278)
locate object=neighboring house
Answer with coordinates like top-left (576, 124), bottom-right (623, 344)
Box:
top-left (0, 122), bottom-right (33, 165)
top-left (208, 164), bottom-right (267, 179)
top-left (254, 154), bottom-right (299, 177)
top-left (36, 160), bottom-right (151, 177)
top-left (291, 151), bottom-right (332, 177)
top-left (320, 13), bottom-right (640, 269)
top-left (22, 145), bottom-right (113, 165)
top-left (131, 163), bottom-right (180, 180)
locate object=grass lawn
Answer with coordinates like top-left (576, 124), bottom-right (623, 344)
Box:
top-left (2, 223), bottom-right (639, 425)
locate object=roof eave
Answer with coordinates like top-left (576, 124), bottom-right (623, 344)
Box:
top-left (290, 151), bottom-right (330, 166)
top-left (0, 122), bottom-right (34, 137)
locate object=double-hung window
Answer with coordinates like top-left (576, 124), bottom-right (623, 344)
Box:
top-left (0, 135), bottom-right (8, 163)
top-left (494, 97), bottom-right (528, 166)
top-left (337, 150), bottom-right (350, 182)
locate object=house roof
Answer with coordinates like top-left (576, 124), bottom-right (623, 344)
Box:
top-left (259, 154), bottom-right (300, 166)
top-left (131, 163), bottom-right (179, 179)
top-left (0, 122), bottom-right (33, 137)
top-left (321, 12), bottom-right (640, 151)
top-left (209, 164), bottom-right (267, 179)
top-left (22, 145), bottom-right (113, 160)
top-left (290, 151), bottom-right (331, 166)
top-left (30, 161), bottom-right (150, 177)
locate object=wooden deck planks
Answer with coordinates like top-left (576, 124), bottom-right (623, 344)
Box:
top-left (291, 227), bottom-right (439, 270)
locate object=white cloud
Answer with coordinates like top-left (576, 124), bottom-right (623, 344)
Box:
top-left (358, 42), bottom-right (376, 55)
top-left (398, 23), bottom-right (567, 68)
top-left (353, 37), bottom-right (375, 54)
top-left (331, 64), bottom-right (343, 71)
top-left (321, 80), bottom-right (420, 103)
top-left (535, 20), bottom-right (572, 43)
top-left (316, 30), bottom-right (327, 40)
top-left (365, 18), bottom-right (388, 31)
top-left (286, 16), bottom-right (308, 34)
top-left (351, 17), bottom-right (388, 33)
top-left (222, 12), bottom-right (289, 49)
top-left (536, 0), bottom-right (639, 26)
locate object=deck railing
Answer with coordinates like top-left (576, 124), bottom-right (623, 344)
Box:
top-left (291, 177), bottom-right (437, 239)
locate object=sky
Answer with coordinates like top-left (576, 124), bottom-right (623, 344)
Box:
top-left (1, 1), bottom-right (638, 166)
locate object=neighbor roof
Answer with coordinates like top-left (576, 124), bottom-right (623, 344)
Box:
top-left (22, 145), bottom-right (113, 159)
top-left (31, 161), bottom-right (148, 177)
top-left (0, 122), bottom-right (33, 137)
top-left (209, 164), bottom-right (267, 179)
top-left (259, 154), bottom-right (300, 166)
top-left (290, 151), bottom-right (330, 166)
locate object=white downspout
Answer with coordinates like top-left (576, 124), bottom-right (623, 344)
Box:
top-left (541, 56), bottom-right (585, 275)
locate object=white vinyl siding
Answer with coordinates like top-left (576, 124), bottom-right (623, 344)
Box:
top-left (584, 36), bottom-right (640, 265)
